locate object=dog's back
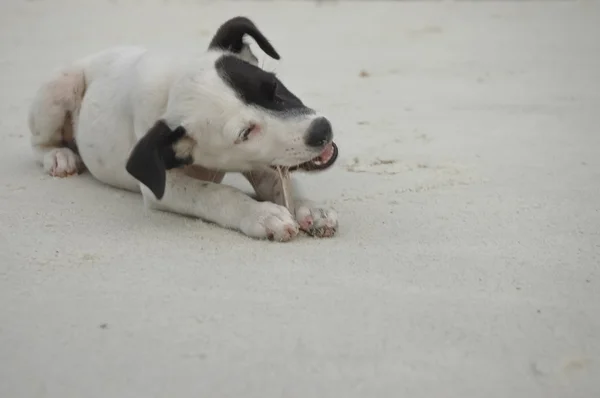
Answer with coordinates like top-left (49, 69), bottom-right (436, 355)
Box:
top-left (27, 46), bottom-right (147, 177)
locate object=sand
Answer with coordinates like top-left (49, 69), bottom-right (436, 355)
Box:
top-left (1, 0), bottom-right (599, 397)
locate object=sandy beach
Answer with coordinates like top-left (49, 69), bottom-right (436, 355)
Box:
top-left (1, 0), bottom-right (599, 397)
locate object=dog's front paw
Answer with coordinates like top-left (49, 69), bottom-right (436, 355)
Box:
top-left (240, 202), bottom-right (299, 242)
top-left (295, 204), bottom-right (338, 238)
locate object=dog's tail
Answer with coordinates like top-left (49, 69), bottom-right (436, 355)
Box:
top-left (28, 66), bottom-right (86, 175)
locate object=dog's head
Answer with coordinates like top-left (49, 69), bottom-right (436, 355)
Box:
top-left (126, 18), bottom-right (338, 200)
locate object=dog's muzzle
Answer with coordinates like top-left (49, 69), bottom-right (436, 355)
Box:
top-left (269, 117), bottom-right (339, 173)
top-left (287, 116), bottom-right (338, 172)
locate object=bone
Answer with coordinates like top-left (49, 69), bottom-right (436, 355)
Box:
top-left (276, 166), bottom-right (294, 212)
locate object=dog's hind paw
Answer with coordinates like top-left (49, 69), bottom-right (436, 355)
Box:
top-left (295, 204), bottom-right (338, 238)
top-left (44, 147), bottom-right (83, 177)
top-left (240, 202), bottom-right (299, 242)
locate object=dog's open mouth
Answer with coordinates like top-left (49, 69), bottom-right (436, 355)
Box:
top-left (289, 141), bottom-right (339, 172)
top-left (273, 142), bottom-right (338, 212)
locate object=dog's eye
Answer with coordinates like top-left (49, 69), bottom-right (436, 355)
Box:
top-left (240, 127), bottom-right (252, 141)
top-left (236, 123), bottom-right (257, 143)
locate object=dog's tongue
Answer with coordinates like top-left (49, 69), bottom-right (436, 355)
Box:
top-left (318, 142), bottom-right (335, 164)
top-left (295, 141), bottom-right (338, 172)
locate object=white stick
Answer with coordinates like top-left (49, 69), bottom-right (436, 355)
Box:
top-left (276, 166), bottom-right (294, 212)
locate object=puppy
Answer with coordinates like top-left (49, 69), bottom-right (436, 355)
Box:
top-left (28, 17), bottom-right (339, 242)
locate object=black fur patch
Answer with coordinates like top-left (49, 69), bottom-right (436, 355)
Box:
top-left (125, 120), bottom-right (192, 200)
top-left (208, 16), bottom-right (280, 60)
top-left (215, 55), bottom-right (313, 115)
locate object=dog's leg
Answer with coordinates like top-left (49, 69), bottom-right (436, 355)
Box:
top-left (143, 169), bottom-right (299, 242)
top-left (28, 68), bottom-right (86, 177)
top-left (243, 168), bottom-right (338, 238)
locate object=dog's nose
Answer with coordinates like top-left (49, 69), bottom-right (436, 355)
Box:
top-left (305, 117), bottom-right (333, 147)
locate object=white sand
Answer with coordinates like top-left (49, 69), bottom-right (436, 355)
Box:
top-left (1, 0), bottom-right (599, 396)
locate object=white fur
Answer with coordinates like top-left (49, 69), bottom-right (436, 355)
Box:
top-left (28, 45), bottom-right (338, 241)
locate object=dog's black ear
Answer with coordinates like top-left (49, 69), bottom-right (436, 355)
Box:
top-left (125, 120), bottom-right (191, 200)
top-left (208, 16), bottom-right (280, 60)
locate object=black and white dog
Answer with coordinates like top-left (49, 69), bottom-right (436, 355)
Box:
top-left (28, 17), bottom-right (339, 241)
